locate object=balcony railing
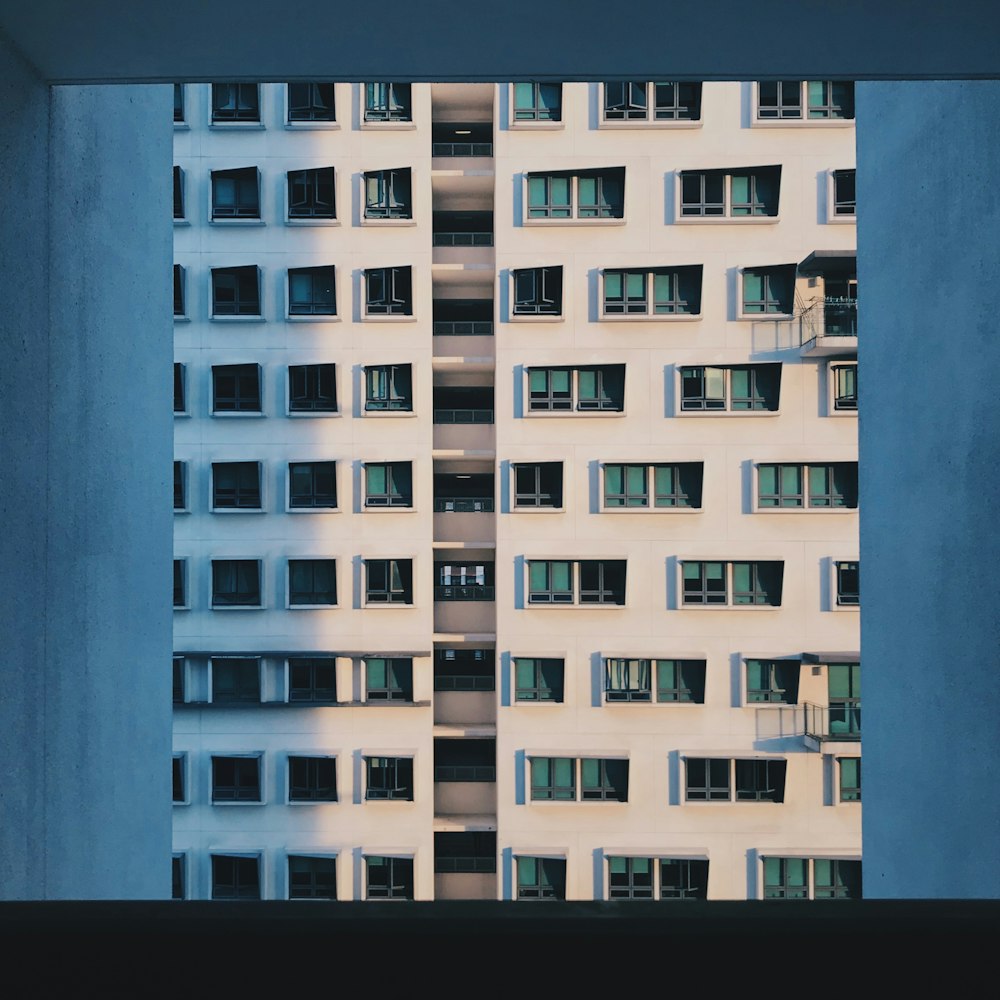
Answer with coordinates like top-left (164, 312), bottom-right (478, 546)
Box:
top-left (804, 702), bottom-right (862, 741)
top-left (433, 674), bottom-right (496, 691)
top-left (434, 857), bottom-right (497, 873)
top-left (433, 497), bottom-right (495, 513)
top-left (434, 765), bottom-right (496, 782)
top-left (432, 232), bottom-right (494, 247)
top-left (799, 297), bottom-right (858, 345)
top-left (434, 584), bottom-right (496, 601)
top-left (433, 320), bottom-right (493, 336)
top-left (432, 142), bottom-right (493, 157)
top-left (433, 408), bottom-right (494, 424)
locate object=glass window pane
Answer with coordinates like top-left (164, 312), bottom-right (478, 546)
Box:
top-left (550, 176), bottom-right (570, 206)
top-left (551, 561), bottom-right (571, 590)
top-left (551, 369), bottom-right (570, 393)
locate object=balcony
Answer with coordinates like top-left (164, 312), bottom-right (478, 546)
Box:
top-left (803, 702), bottom-right (862, 752)
top-left (433, 385), bottom-right (494, 452)
top-left (434, 830), bottom-right (497, 901)
top-left (433, 211), bottom-right (494, 265)
top-left (434, 555), bottom-right (496, 634)
top-left (434, 737), bottom-right (497, 816)
top-left (433, 298), bottom-right (494, 337)
top-left (432, 122), bottom-right (493, 159)
top-left (434, 647), bottom-right (495, 725)
top-left (799, 297), bottom-right (858, 356)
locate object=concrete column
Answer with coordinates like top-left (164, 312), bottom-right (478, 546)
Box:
top-left (0, 31), bottom-right (173, 898)
top-left (857, 81), bottom-right (1000, 898)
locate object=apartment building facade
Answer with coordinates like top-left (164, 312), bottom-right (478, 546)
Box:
top-left (172, 80), bottom-right (859, 902)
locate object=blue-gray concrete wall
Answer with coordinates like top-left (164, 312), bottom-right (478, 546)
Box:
top-left (0, 34), bottom-right (173, 897)
top-left (857, 81), bottom-right (1000, 898)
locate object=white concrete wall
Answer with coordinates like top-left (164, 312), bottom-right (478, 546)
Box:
top-left (856, 81), bottom-right (1000, 899)
top-left (0, 34), bottom-right (173, 898)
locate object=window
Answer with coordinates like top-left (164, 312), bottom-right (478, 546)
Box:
top-left (211, 83), bottom-right (260, 123)
top-left (365, 657), bottom-right (413, 701)
top-left (608, 857), bottom-right (709, 900)
top-left (513, 462), bottom-right (563, 509)
top-left (173, 84), bottom-right (184, 124)
top-left (212, 755), bottom-right (262, 802)
top-left (433, 648), bottom-right (494, 692)
top-left (828, 662), bottom-right (861, 738)
top-left (211, 265), bottom-right (261, 317)
top-left (365, 757), bottom-right (414, 800)
top-left (679, 364), bottom-right (781, 412)
top-left (366, 856), bottom-right (414, 900)
top-left (434, 737), bottom-right (495, 782)
top-left (757, 463), bottom-right (858, 509)
top-left (288, 856), bottom-right (337, 900)
top-left (741, 265), bottom-right (795, 315)
top-left (172, 754), bottom-right (185, 803)
top-left (173, 265), bottom-right (185, 317)
top-left (836, 561), bottom-right (860, 606)
top-left (287, 167), bottom-right (336, 220)
top-left (656, 660), bottom-right (707, 703)
top-left (173, 165), bottom-right (184, 219)
top-left (681, 561), bottom-right (784, 608)
top-left (603, 463), bottom-right (703, 508)
top-left (833, 169), bottom-right (856, 217)
top-left (756, 81), bottom-right (855, 121)
top-left (288, 559), bottom-right (337, 607)
top-left (512, 266), bottom-right (562, 316)
top-left (211, 855), bottom-right (260, 900)
top-left (364, 266), bottom-right (413, 316)
top-left (763, 858), bottom-right (862, 899)
top-left (211, 167), bottom-right (260, 220)
top-left (289, 363), bottom-right (337, 411)
top-left (435, 562), bottom-right (494, 602)
top-left (211, 657), bottom-right (261, 704)
top-left (212, 461), bottom-right (262, 510)
top-left (679, 166), bottom-right (781, 218)
top-left (526, 168), bottom-right (624, 220)
top-left (172, 656), bottom-right (185, 704)
top-left (211, 559), bottom-right (262, 608)
top-left (212, 364), bottom-right (261, 413)
top-left (660, 859), bottom-right (709, 900)
top-left (604, 658), bottom-right (651, 702)
top-left (363, 168), bottom-right (412, 220)
top-left (434, 832), bottom-right (497, 874)
top-left (603, 81), bottom-right (702, 122)
top-left (746, 660), bottom-right (800, 704)
top-left (602, 267), bottom-right (702, 316)
top-left (288, 757), bottom-right (337, 802)
top-left (288, 267), bottom-right (336, 316)
top-left (607, 857), bottom-right (654, 899)
top-left (364, 83), bottom-right (412, 122)
top-left (288, 657), bottom-right (337, 704)
top-left (686, 757), bottom-right (786, 802)
top-left (172, 854), bottom-right (185, 900)
top-left (516, 857), bottom-right (565, 900)
top-left (530, 757), bottom-right (628, 801)
top-left (839, 758), bottom-right (861, 802)
top-left (365, 462), bottom-right (413, 507)
top-left (173, 559), bottom-right (186, 608)
top-left (364, 365), bottom-right (413, 412)
top-left (512, 82), bottom-right (561, 122)
top-left (289, 462), bottom-right (337, 509)
top-left (528, 559), bottom-right (627, 606)
top-left (831, 364), bottom-right (858, 410)
top-left (514, 657), bottom-right (564, 702)
top-left (528, 365), bottom-right (626, 412)
top-left (173, 363), bottom-right (185, 413)
top-left (287, 82), bottom-right (335, 122)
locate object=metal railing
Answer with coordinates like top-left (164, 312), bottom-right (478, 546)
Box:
top-left (432, 142), bottom-right (493, 157)
top-left (433, 497), bottom-right (494, 513)
top-left (433, 408), bottom-right (494, 424)
top-left (432, 232), bottom-right (494, 247)
top-left (433, 320), bottom-right (494, 336)
top-left (804, 702), bottom-right (862, 741)
top-left (434, 585), bottom-right (496, 601)
top-left (798, 297), bottom-right (858, 345)
top-left (434, 765), bottom-right (496, 782)
top-left (434, 858), bottom-right (497, 873)
top-left (433, 674), bottom-right (496, 691)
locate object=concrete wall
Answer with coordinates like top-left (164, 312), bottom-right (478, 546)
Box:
top-left (856, 81), bottom-right (1000, 899)
top-left (0, 35), bottom-right (173, 897)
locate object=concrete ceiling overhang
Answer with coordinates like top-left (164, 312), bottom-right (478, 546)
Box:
top-left (2, 1), bottom-right (999, 85)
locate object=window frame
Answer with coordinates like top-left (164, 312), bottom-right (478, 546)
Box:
top-left (172, 853), bottom-right (186, 900)
top-left (365, 855), bottom-right (415, 901)
top-left (677, 363), bottom-right (782, 416)
top-left (739, 265), bottom-right (797, 318)
top-left (754, 462), bottom-right (859, 512)
top-left (173, 264), bottom-right (186, 320)
top-left (685, 756), bottom-right (787, 803)
top-left (212, 363), bottom-right (263, 416)
top-left (210, 656), bottom-right (262, 705)
top-left (364, 364), bottom-right (414, 414)
top-left (211, 460), bottom-right (264, 513)
top-left (173, 362), bottom-right (187, 415)
top-left (762, 857), bottom-right (862, 899)
top-left (526, 558), bottom-right (627, 608)
top-left (211, 853), bottom-right (263, 900)
top-left (606, 856), bottom-right (710, 900)
top-left (601, 462), bottom-right (703, 512)
top-left (362, 167), bottom-right (414, 223)
top-left (363, 265), bottom-right (414, 320)
top-left (172, 752), bottom-right (187, 805)
top-left (511, 461), bottom-right (564, 511)
top-left (835, 560), bottom-right (860, 608)
top-left (364, 461), bottom-right (414, 508)
top-left (361, 82), bottom-right (414, 127)
top-left (210, 83), bottom-right (262, 127)
top-left (285, 82), bottom-right (338, 128)
top-left (286, 166), bottom-right (338, 224)
top-left (172, 165), bottom-right (186, 223)
top-left (364, 756), bottom-right (415, 801)
top-left (287, 558), bottom-right (338, 609)
top-left (287, 363), bottom-right (338, 414)
top-left (508, 82), bottom-right (563, 128)
top-left (526, 365), bottom-right (626, 415)
top-left (529, 756), bottom-right (629, 803)
top-left (287, 461), bottom-right (338, 512)
top-left (828, 168), bottom-right (857, 222)
top-left (210, 265), bottom-right (263, 320)
top-left (364, 657), bottom-right (414, 703)
top-left (513, 656), bottom-right (565, 703)
top-left (828, 361), bottom-right (859, 415)
top-left (210, 166), bottom-right (262, 223)
top-left (211, 558), bottom-right (264, 610)
top-left (745, 658), bottom-right (801, 705)
top-left (600, 266), bottom-right (703, 319)
top-left (680, 560), bottom-right (785, 609)
top-left (286, 267), bottom-right (338, 320)
top-left (287, 755), bottom-right (338, 803)
top-left (523, 167), bottom-right (626, 225)
top-left (752, 80), bottom-right (856, 126)
top-left (510, 266), bottom-right (563, 320)
top-left (211, 753), bottom-right (264, 805)
top-left (600, 81), bottom-right (703, 127)
top-left (676, 166), bottom-right (782, 223)
top-left (287, 657), bottom-right (338, 705)
top-left (172, 558), bottom-right (188, 610)
top-left (287, 854), bottom-right (339, 901)
top-left (838, 757), bottom-right (862, 803)
top-left (363, 558), bottom-right (415, 606)
top-left (173, 84), bottom-right (186, 128)
top-left (173, 460), bottom-right (187, 513)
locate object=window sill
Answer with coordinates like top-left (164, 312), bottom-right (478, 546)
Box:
top-left (286, 507), bottom-right (341, 514)
top-left (210, 315), bottom-right (266, 323)
top-left (362, 602), bottom-right (418, 610)
top-left (174, 411), bottom-right (191, 418)
top-left (286, 217), bottom-right (341, 227)
top-left (600, 313), bottom-right (701, 322)
top-left (674, 215), bottom-right (780, 225)
top-left (360, 120), bottom-right (416, 130)
top-left (526, 409), bottom-right (626, 418)
top-left (211, 605), bottom-right (266, 611)
top-left (675, 410), bottom-right (780, 418)
top-left (364, 504), bottom-right (418, 512)
top-left (174, 508), bottom-right (191, 515)
top-left (363, 409), bottom-right (417, 417)
top-left (827, 215), bottom-right (857, 225)
top-left (211, 411), bottom-right (266, 418)
top-left (511, 506), bottom-right (565, 514)
top-left (284, 121), bottom-right (341, 131)
top-left (360, 217), bottom-right (417, 227)
top-left (600, 505), bottom-right (702, 514)
top-left (172, 800), bottom-right (190, 807)
top-left (679, 603), bottom-right (781, 611)
top-left (173, 605), bottom-right (190, 612)
top-left (526, 602), bottom-right (626, 610)
top-left (286, 410), bottom-right (342, 418)
top-left (173, 122), bottom-right (190, 131)
top-left (827, 409), bottom-right (858, 419)
top-left (210, 508), bottom-right (267, 515)
top-left (522, 218), bottom-right (626, 228)
top-left (285, 314), bottom-right (341, 323)
top-left (599, 119), bottom-right (702, 130)
top-left (362, 314), bottom-right (417, 323)
top-left (173, 218), bottom-right (191, 227)
top-left (174, 316), bottom-right (191, 324)
top-left (830, 603), bottom-right (861, 613)
top-left (210, 799), bottom-right (267, 806)
top-left (508, 121), bottom-right (565, 130)
top-left (509, 314), bottom-right (563, 323)
top-left (751, 117), bottom-right (854, 129)
top-left (737, 311), bottom-right (794, 322)
top-left (210, 219), bottom-right (266, 227)
top-left (209, 121), bottom-right (265, 130)
top-left (752, 506), bottom-right (857, 514)
top-left (288, 604), bottom-right (340, 611)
